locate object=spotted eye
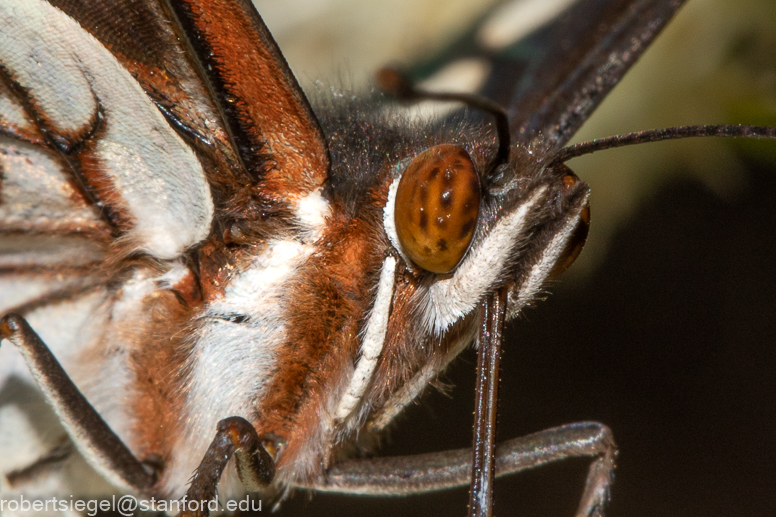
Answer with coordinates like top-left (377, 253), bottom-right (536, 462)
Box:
top-left (550, 171), bottom-right (590, 278)
top-left (394, 144), bottom-right (481, 274)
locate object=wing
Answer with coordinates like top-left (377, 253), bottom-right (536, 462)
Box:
top-left (0, 0), bottom-right (330, 495)
top-left (1, 2), bottom-right (213, 261)
top-left (0, 0), bottom-right (330, 307)
top-left (50, 0), bottom-right (328, 197)
top-left (407, 0), bottom-right (684, 154)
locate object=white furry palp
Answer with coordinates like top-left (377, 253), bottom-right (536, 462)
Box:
top-left (335, 256), bottom-right (397, 422)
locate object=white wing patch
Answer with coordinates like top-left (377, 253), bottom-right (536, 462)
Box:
top-left (417, 58), bottom-right (492, 94)
top-left (0, 276), bottom-right (70, 313)
top-left (0, 138), bottom-right (106, 235)
top-left (0, 235), bottom-right (103, 270)
top-left (0, 1), bottom-right (214, 259)
top-left (0, 78), bottom-right (32, 130)
top-left (335, 256), bottom-right (396, 421)
top-left (477, 0), bottom-right (578, 51)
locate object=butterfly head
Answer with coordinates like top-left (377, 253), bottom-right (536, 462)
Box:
top-left (382, 136), bottom-right (589, 332)
top-left (302, 92), bottom-right (591, 449)
top-left (168, 71), bottom-right (592, 485)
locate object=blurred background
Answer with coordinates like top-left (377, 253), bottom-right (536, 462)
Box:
top-left (256, 0), bottom-right (776, 516)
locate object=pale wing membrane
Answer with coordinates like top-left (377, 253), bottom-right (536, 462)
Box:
top-left (0, 73), bottom-right (104, 239)
top-left (0, 138), bottom-right (106, 239)
top-left (47, 0), bottom-right (248, 189)
top-left (0, 55), bottom-right (108, 313)
top-left (51, 0), bottom-right (329, 203)
top-left (0, 1), bottom-right (214, 260)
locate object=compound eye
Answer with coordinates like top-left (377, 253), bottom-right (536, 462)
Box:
top-left (550, 171), bottom-right (590, 278)
top-left (394, 144), bottom-right (481, 274)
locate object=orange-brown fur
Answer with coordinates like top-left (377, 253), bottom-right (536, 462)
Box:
top-left (255, 204), bottom-right (384, 475)
top-left (126, 285), bottom-right (198, 490)
top-left (176, 0), bottom-right (329, 198)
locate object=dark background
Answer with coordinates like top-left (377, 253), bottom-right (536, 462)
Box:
top-left (281, 151), bottom-right (776, 516)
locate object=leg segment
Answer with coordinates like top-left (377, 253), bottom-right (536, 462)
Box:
top-left (181, 417), bottom-right (275, 517)
top-left (310, 422), bottom-right (616, 517)
top-left (0, 313), bottom-right (156, 491)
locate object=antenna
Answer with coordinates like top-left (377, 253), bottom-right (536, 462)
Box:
top-left (551, 125), bottom-right (776, 166)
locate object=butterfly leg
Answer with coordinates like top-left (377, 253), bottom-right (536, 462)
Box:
top-left (311, 421), bottom-right (615, 517)
top-left (181, 416), bottom-right (275, 517)
top-left (0, 313), bottom-right (157, 492)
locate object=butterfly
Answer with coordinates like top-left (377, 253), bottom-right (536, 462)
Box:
top-left (0, 1), bottom-right (774, 516)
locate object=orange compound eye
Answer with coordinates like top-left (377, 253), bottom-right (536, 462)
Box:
top-left (550, 171), bottom-right (590, 279)
top-left (394, 144), bottom-right (481, 274)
